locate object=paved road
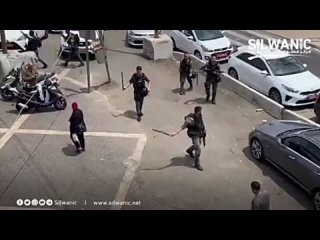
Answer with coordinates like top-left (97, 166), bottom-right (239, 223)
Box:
top-left (0, 31), bottom-right (314, 210)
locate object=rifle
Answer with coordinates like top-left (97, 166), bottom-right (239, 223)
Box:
top-left (201, 130), bottom-right (207, 147)
top-left (152, 128), bottom-right (171, 136)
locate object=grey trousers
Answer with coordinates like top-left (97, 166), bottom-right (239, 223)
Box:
top-left (187, 136), bottom-right (201, 160)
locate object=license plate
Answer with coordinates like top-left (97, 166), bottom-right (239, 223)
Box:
top-left (307, 94), bottom-right (317, 100)
top-left (216, 53), bottom-right (227, 58)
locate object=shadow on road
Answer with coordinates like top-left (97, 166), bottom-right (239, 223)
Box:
top-left (141, 155), bottom-right (194, 171)
top-left (171, 88), bottom-right (181, 94)
top-left (107, 48), bottom-right (142, 57)
top-left (184, 98), bottom-right (207, 105)
top-left (242, 146), bottom-right (313, 209)
top-left (62, 144), bottom-right (80, 157)
top-left (117, 110), bottom-right (137, 120)
top-left (310, 116), bottom-right (319, 123)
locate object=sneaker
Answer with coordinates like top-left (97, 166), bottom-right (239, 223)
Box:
top-left (206, 96), bottom-right (210, 102)
top-left (137, 116), bottom-right (141, 122)
top-left (186, 149), bottom-right (195, 158)
top-left (211, 100), bottom-right (216, 104)
top-left (81, 148), bottom-right (85, 152)
top-left (78, 63), bottom-right (85, 67)
top-left (76, 148), bottom-right (82, 153)
top-left (195, 164), bottom-right (204, 171)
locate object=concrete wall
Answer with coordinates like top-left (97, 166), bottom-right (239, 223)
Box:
top-left (172, 51), bottom-right (320, 127)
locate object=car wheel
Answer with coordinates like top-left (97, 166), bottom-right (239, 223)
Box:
top-left (269, 88), bottom-right (282, 104)
top-left (250, 138), bottom-right (265, 161)
top-left (228, 68), bottom-right (239, 80)
top-left (194, 51), bottom-right (202, 60)
top-left (171, 38), bottom-right (176, 50)
top-left (1, 88), bottom-right (14, 101)
top-left (313, 189), bottom-right (320, 210)
top-left (54, 97), bottom-right (67, 110)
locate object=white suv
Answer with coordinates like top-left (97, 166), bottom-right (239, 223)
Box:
top-left (227, 46), bottom-right (320, 106)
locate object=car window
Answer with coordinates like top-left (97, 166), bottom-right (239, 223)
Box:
top-left (193, 30), bottom-right (224, 41)
top-left (236, 52), bottom-right (255, 63)
top-left (249, 58), bottom-right (269, 73)
top-left (266, 56), bottom-right (307, 76)
top-left (183, 30), bottom-right (193, 36)
top-left (282, 137), bottom-right (319, 163)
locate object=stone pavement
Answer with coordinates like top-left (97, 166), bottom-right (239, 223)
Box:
top-left (60, 30), bottom-right (311, 210)
top-left (263, 30), bottom-right (320, 49)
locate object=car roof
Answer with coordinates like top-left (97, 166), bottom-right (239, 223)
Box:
top-left (236, 45), bottom-right (290, 60)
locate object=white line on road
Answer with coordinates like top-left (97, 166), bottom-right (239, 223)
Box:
top-left (14, 128), bottom-right (145, 139)
top-left (0, 128), bottom-right (8, 133)
top-left (111, 135), bottom-right (147, 210)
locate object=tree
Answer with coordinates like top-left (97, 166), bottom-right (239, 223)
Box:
top-left (0, 30), bottom-right (8, 54)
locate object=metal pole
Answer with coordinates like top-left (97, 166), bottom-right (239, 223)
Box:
top-left (0, 30), bottom-right (8, 54)
top-left (85, 35), bottom-right (90, 93)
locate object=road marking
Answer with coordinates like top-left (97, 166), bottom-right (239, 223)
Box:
top-left (13, 128), bottom-right (145, 139)
top-left (0, 128), bottom-right (8, 133)
top-left (0, 114), bottom-right (30, 152)
top-left (112, 134), bottom-right (147, 210)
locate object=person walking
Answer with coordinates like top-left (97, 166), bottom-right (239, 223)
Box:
top-left (69, 102), bottom-right (87, 153)
top-left (179, 53), bottom-right (193, 95)
top-left (123, 66), bottom-right (151, 122)
top-left (61, 30), bottom-right (84, 67)
top-left (169, 106), bottom-right (206, 171)
top-left (250, 181), bottom-right (271, 210)
top-left (200, 54), bottom-right (222, 104)
top-left (22, 30), bottom-right (48, 69)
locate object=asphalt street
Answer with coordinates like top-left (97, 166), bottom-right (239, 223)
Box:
top-left (0, 31), bottom-right (315, 210)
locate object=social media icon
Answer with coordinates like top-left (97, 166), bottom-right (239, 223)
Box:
top-left (46, 199), bottom-right (53, 206)
top-left (24, 199), bottom-right (31, 206)
top-left (16, 199), bottom-right (23, 207)
top-left (32, 199), bottom-right (38, 206)
top-left (39, 199), bottom-right (46, 206)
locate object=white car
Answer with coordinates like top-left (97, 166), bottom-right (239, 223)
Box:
top-left (0, 30), bottom-right (48, 51)
top-left (167, 30), bottom-right (233, 62)
top-left (227, 46), bottom-right (320, 106)
top-left (60, 30), bottom-right (98, 56)
top-left (126, 30), bottom-right (155, 47)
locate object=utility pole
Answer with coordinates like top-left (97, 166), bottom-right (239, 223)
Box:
top-left (0, 30), bottom-right (8, 53)
top-left (98, 30), bottom-right (111, 83)
top-left (85, 35), bottom-right (91, 93)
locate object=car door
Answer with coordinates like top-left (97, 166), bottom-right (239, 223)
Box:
top-left (273, 136), bottom-right (320, 190)
top-left (246, 57), bottom-right (272, 95)
top-left (233, 52), bottom-right (255, 84)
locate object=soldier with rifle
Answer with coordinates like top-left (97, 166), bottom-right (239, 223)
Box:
top-left (200, 54), bottom-right (223, 104)
top-left (169, 106), bottom-right (206, 171)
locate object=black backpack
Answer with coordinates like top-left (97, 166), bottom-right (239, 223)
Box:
top-left (134, 74), bottom-right (148, 96)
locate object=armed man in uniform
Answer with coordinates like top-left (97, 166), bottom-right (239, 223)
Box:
top-left (169, 106), bottom-right (206, 171)
top-left (200, 54), bottom-right (222, 104)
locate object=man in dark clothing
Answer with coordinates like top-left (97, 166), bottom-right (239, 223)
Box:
top-left (22, 30), bottom-right (48, 69)
top-left (169, 106), bottom-right (206, 171)
top-left (69, 102), bottom-right (87, 153)
top-left (124, 66), bottom-right (151, 122)
top-left (200, 54), bottom-right (222, 104)
top-left (179, 53), bottom-right (193, 95)
top-left (251, 181), bottom-right (271, 210)
top-left (61, 30), bottom-right (84, 67)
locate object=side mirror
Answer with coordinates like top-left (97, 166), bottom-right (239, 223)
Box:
top-left (187, 35), bottom-right (194, 41)
top-left (303, 63), bottom-right (307, 68)
top-left (260, 70), bottom-right (270, 76)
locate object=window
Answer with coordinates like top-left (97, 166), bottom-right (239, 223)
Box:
top-left (249, 58), bottom-right (269, 73)
top-left (183, 30), bottom-right (193, 37)
top-left (266, 56), bottom-right (307, 76)
top-left (193, 30), bottom-right (224, 41)
top-left (282, 137), bottom-right (320, 164)
top-left (236, 52), bottom-right (255, 63)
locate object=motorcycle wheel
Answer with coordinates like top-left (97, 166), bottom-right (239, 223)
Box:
top-left (15, 102), bottom-right (28, 113)
top-left (54, 97), bottom-right (67, 110)
top-left (1, 88), bottom-right (14, 101)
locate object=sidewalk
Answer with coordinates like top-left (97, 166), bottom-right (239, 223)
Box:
top-left (264, 30), bottom-right (320, 49)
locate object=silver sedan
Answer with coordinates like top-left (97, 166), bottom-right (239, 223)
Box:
top-left (249, 120), bottom-right (320, 210)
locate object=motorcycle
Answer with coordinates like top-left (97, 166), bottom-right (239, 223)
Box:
top-left (10, 73), bottom-right (67, 112)
top-left (0, 68), bottom-right (22, 101)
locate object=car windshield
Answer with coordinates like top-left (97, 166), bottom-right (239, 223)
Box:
top-left (194, 30), bottom-right (224, 41)
top-left (266, 56), bottom-right (307, 76)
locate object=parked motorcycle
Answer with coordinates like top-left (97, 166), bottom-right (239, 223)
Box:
top-left (0, 68), bottom-right (22, 101)
top-left (10, 73), bottom-right (67, 112)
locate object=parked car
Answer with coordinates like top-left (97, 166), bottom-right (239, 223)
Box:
top-left (227, 46), bottom-right (320, 106)
top-left (126, 30), bottom-right (155, 47)
top-left (249, 119), bottom-right (320, 210)
top-left (167, 30), bottom-right (233, 62)
top-left (60, 30), bottom-right (98, 57)
top-left (0, 30), bottom-right (48, 51)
